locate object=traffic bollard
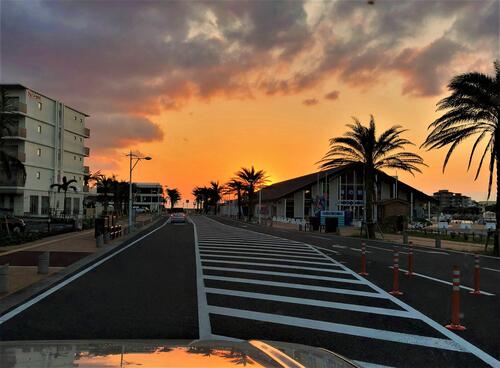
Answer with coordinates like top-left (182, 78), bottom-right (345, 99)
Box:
top-left (359, 241), bottom-right (369, 276)
top-left (406, 241), bottom-right (414, 276)
top-left (469, 255), bottom-right (481, 295)
top-left (38, 252), bottom-right (49, 275)
top-left (446, 265), bottom-right (466, 330)
top-left (435, 237), bottom-right (441, 248)
top-left (390, 248), bottom-right (403, 295)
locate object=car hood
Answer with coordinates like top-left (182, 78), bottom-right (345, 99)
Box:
top-left (0, 339), bottom-right (358, 368)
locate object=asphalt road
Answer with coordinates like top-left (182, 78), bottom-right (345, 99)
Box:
top-left (0, 218), bottom-right (198, 340)
top-left (1, 215), bottom-right (499, 368)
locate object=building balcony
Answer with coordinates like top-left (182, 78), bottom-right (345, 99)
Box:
top-left (0, 171), bottom-right (25, 187)
top-left (83, 165), bottom-right (90, 174)
top-left (16, 151), bottom-right (26, 162)
top-left (83, 127), bottom-right (90, 137)
top-left (1, 127), bottom-right (26, 139)
top-left (83, 147), bottom-right (90, 156)
top-left (1, 101), bottom-right (27, 114)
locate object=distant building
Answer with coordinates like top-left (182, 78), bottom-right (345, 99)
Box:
top-left (0, 84), bottom-right (90, 217)
top-left (133, 182), bottom-right (163, 212)
top-left (433, 189), bottom-right (473, 209)
top-left (222, 163), bottom-right (434, 223)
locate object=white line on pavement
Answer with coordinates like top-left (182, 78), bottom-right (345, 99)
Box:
top-left (199, 249), bottom-right (329, 260)
top-left (200, 254), bottom-right (338, 266)
top-left (205, 287), bottom-right (415, 319)
top-left (207, 306), bottom-right (464, 352)
top-left (203, 266), bottom-right (363, 284)
top-left (201, 259), bottom-right (350, 274)
top-left (0, 219), bottom-right (168, 325)
top-left (199, 240), bottom-right (309, 249)
top-left (199, 244), bottom-right (317, 255)
top-left (189, 218), bottom-right (212, 339)
top-left (353, 360), bottom-right (396, 368)
top-left (387, 267), bottom-right (495, 296)
top-left (483, 267), bottom-right (500, 273)
top-left (203, 275), bottom-right (385, 299)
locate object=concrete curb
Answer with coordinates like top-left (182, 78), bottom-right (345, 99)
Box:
top-left (0, 216), bottom-right (166, 316)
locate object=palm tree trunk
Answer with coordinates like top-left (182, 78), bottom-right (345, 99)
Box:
top-left (237, 191), bottom-right (242, 219)
top-left (248, 189), bottom-right (254, 221)
top-left (364, 168), bottom-right (376, 239)
top-left (495, 153), bottom-right (500, 256)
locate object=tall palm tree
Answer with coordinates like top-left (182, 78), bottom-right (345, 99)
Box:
top-left (422, 60), bottom-right (500, 255)
top-left (209, 181), bottom-right (224, 215)
top-left (83, 170), bottom-right (101, 188)
top-left (95, 174), bottom-right (116, 214)
top-left (0, 88), bottom-right (26, 185)
top-left (192, 186), bottom-right (203, 211)
top-left (50, 176), bottom-right (78, 216)
top-left (225, 179), bottom-right (244, 219)
top-left (235, 166), bottom-right (268, 221)
top-left (319, 116), bottom-right (425, 239)
top-left (166, 188), bottom-right (181, 209)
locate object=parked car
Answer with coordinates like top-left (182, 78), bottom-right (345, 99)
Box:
top-left (0, 214), bottom-right (26, 233)
top-left (170, 212), bottom-right (187, 223)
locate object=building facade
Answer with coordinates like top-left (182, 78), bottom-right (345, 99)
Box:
top-left (221, 164), bottom-right (434, 224)
top-left (133, 183), bottom-right (163, 212)
top-left (433, 189), bottom-right (473, 209)
top-left (0, 84), bottom-right (90, 217)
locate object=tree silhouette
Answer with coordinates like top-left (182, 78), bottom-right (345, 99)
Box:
top-left (51, 176), bottom-right (78, 216)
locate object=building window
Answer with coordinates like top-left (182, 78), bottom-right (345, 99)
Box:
top-left (79, 157), bottom-right (82, 161)
top-left (36, 171), bottom-right (41, 179)
top-left (286, 199), bottom-right (294, 218)
top-left (37, 102), bottom-right (42, 110)
top-left (73, 198), bottom-right (80, 215)
top-left (74, 155), bottom-right (76, 160)
top-left (74, 135), bottom-right (77, 140)
top-left (36, 148), bottom-right (41, 156)
top-left (41, 196), bottom-right (50, 215)
top-left (74, 116), bottom-right (77, 120)
top-left (80, 118), bottom-right (83, 123)
top-left (37, 125), bottom-right (42, 133)
top-left (64, 197), bottom-right (71, 214)
top-left (29, 195), bottom-right (39, 215)
top-left (80, 137), bottom-right (83, 142)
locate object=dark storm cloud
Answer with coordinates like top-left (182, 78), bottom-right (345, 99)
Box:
top-left (0, 0), bottom-right (497, 150)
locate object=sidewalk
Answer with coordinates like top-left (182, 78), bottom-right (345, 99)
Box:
top-left (0, 213), bottom-right (159, 301)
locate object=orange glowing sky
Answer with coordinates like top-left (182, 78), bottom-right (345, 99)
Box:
top-left (2, 0), bottom-right (498, 202)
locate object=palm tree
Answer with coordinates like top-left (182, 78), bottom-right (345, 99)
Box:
top-left (83, 170), bottom-right (101, 188)
top-left (422, 60), bottom-right (500, 255)
top-left (95, 174), bottom-right (116, 214)
top-left (225, 179), bottom-right (244, 219)
top-left (166, 188), bottom-right (181, 209)
top-left (50, 176), bottom-right (78, 216)
top-left (235, 166), bottom-right (268, 221)
top-left (192, 186), bottom-right (204, 211)
top-left (209, 181), bottom-right (224, 215)
top-left (319, 116), bottom-right (425, 239)
top-left (0, 87), bottom-right (26, 185)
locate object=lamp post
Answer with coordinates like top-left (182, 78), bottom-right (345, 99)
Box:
top-left (126, 150), bottom-right (152, 230)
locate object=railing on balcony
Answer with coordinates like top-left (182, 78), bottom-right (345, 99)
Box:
top-left (83, 165), bottom-right (90, 174)
top-left (0, 171), bottom-right (25, 187)
top-left (0, 127), bottom-right (26, 139)
top-left (83, 127), bottom-right (90, 137)
top-left (84, 147), bottom-right (90, 156)
top-left (1, 101), bottom-right (28, 114)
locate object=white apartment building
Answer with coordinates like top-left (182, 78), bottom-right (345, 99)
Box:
top-left (134, 182), bottom-right (163, 212)
top-left (0, 84), bottom-right (90, 217)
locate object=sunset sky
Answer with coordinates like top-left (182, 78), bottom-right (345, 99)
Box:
top-left (1, 0), bottom-right (498, 202)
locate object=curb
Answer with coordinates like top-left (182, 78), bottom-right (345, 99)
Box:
top-left (0, 216), bottom-right (166, 316)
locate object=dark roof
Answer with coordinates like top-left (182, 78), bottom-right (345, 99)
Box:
top-left (259, 166), bottom-right (350, 201)
top-left (258, 163), bottom-right (435, 202)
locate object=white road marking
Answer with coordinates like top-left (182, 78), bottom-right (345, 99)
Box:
top-left (349, 247), bottom-right (372, 253)
top-left (200, 249), bottom-right (328, 260)
top-left (189, 218), bottom-right (212, 339)
top-left (203, 275), bottom-right (386, 299)
top-left (310, 245), bottom-right (340, 255)
top-left (353, 361), bottom-right (395, 368)
top-left (201, 259), bottom-right (350, 274)
top-left (207, 306), bottom-right (464, 352)
top-left (199, 244), bottom-right (318, 255)
top-left (0, 219), bottom-right (168, 325)
top-left (200, 254), bottom-right (339, 266)
top-left (205, 287), bottom-right (416, 318)
top-left (203, 266), bottom-right (363, 284)
top-left (388, 266), bottom-right (495, 296)
top-left (330, 244), bottom-right (347, 249)
top-left (200, 237), bottom-right (303, 245)
top-left (483, 267), bottom-right (500, 273)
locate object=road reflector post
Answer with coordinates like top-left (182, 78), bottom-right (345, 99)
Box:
top-left (390, 248), bottom-right (403, 295)
top-left (469, 255), bottom-right (481, 295)
top-left (405, 241), bottom-right (414, 276)
top-left (38, 251), bottom-right (50, 275)
top-left (359, 241), bottom-right (369, 276)
top-left (446, 265), bottom-right (466, 330)
top-left (0, 264), bottom-right (9, 293)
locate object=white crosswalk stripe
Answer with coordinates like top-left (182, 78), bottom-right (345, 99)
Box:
top-left (191, 216), bottom-right (499, 368)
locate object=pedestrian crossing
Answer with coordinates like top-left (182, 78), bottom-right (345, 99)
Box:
top-left (191, 216), bottom-right (496, 367)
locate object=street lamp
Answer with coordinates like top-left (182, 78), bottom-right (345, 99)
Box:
top-left (126, 150), bottom-right (152, 230)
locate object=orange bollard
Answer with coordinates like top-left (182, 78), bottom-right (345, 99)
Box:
top-left (446, 265), bottom-right (466, 331)
top-left (406, 241), bottom-right (414, 276)
top-left (359, 241), bottom-right (369, 276)
top-left (390, 248), bottom-right (403, 295)
top-left (469, 255), bottom-right (481, 295)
